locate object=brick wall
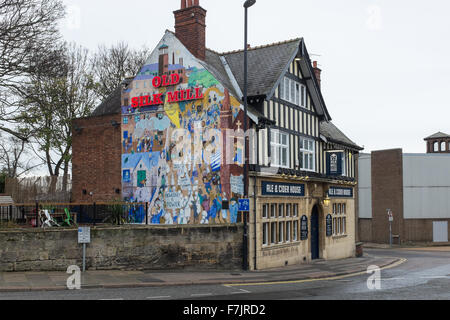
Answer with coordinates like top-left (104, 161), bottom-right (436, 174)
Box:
top-left (0, 225), bottom-right (244, 272)
top-left (72, 114), bottom-right (122, 203)
top-left (371, 149), bottom-right (404, 243)
top-left (174, 6), bottom-right (206, 61)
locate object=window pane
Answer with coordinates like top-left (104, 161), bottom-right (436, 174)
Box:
top-left (271, 222), bottom-right (276, 244)
top-left (286, 204), bottom-right (291, 217)
top-left (285, 78), bottom-right (289, 100)
top-left (281, 148), bottom-right (287, 167)
top-left (271, 204), bottom-right (276, 218)
top-left (293, 221), bottom-right (298, 240)
top-left (301, 86), bottom-right (305, 106)
top-left (278, 204), bottom-right (284, 217)
top-left (279, 222), bottom-right (284, 243)
top-left (290, 81), bottom-right (295, 103)
top-left (279, 82), bottom-right (284, 100)
top-left (263, 205), bottom-right (268, 218)
top-left (263, 223), bottom-right (268, 245)
top-left (286, 222), bottom-right (291, 242)
top-left (308, 154), bottom-right (314, 170)
top-left (295, 83), bottom-right (300, 106)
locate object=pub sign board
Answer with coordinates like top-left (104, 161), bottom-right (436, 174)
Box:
top-left (300, 215), bottom-right (308, 240)
top-left (261, 181), bottom-right (305, 197)
top-left (326, 214), bottom-right (333, 237)
top-left (326, 151), bottom-right (343, 176)
top-left (327, 186), bottom-right (354, 198)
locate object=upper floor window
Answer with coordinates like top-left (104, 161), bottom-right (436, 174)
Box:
top-left (341, 153), bottom-right (347, 176)
top-left (280, 77), bottom-right (306, 107)
top-left (270, 130), bottom-right (290, 168)
top-left (299, 138), bottom-right (315, 171)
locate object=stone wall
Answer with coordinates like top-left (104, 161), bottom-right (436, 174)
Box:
top-left (0, 225), bottom-right (244, 272)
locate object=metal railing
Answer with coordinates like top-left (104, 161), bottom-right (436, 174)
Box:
top-left (0, 202), bottom-right (149, 228)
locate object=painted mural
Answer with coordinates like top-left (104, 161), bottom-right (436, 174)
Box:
top-left (121, 32), bottom-right (244, 225)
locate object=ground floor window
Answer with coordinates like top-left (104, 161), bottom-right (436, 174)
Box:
top-left (332, 202), bottom-right (347, 236)
top-left (261, 202), bottom-right (302, 247)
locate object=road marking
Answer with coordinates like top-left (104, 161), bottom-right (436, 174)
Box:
top-left (146, 296), bottom-right (171, 299)
top-left (230, 288), bottom-right (251, 294)
top-left (100, 298), bottom-right (124, 300)
top-left (224, 258), bottom-right (408, 287)
top-left (191, 293), bottom-right (213, 297)
top-left (420, 276), bottom-right (449, 279)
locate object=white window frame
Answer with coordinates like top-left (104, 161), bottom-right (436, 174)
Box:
top-left (280, 77), bottom-right (306, 107)
top-left (271, 130), bottom-right (290, 168)
top-left (299, 138), bottom-right (315, 172)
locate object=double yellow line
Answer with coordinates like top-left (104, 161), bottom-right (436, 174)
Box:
top-left (224, 258), bottom-right (407, 287)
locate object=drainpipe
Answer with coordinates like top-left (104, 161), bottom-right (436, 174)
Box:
top-left (253, 176), bottom-right (257, 270)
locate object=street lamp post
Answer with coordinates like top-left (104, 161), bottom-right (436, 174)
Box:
top-left (243, 0), bottom-right (255, 271)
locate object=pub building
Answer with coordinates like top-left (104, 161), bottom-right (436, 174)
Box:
top-left (72, 0), bottom-right (363, 270)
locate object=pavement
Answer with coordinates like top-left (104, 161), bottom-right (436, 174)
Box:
top-left (362, 242), bottom-right (450, 251)
top-left (0, 253), bottom-right (403, 292)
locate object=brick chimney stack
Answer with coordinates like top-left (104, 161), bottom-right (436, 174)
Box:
top-left (313, 61), bottom-right (322, 89)
top-left (174, 0), bottom-right (206, 61)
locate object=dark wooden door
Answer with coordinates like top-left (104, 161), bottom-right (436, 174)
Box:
top-left (311, 206), bottom-right (319, 260)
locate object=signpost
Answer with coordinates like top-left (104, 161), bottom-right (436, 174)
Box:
top-left (387, 209), bottom-right (393, 247)
top-left (78, 227), bottom-right (91, 272)
top-left (238, 198), bottom-right (250, 271)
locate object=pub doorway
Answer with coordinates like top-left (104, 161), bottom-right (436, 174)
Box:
top-left (311, 205), bottom-right (320, 260)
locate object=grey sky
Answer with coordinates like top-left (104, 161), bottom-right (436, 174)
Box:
top-left (61, 0), bottom-right (450, 154)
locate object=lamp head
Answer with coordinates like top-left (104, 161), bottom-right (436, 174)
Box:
top-left (244, 0), bottom-right (256, 8)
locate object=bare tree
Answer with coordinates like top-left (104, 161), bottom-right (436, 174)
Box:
top-left (16, 42), bottom-right (97, 193)
top-left (0, 132), bottom-right (39, 178)
top-left (0, 0), bottom-right (65, 139)
top-left (91, 42), bottom-right (150, 101)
